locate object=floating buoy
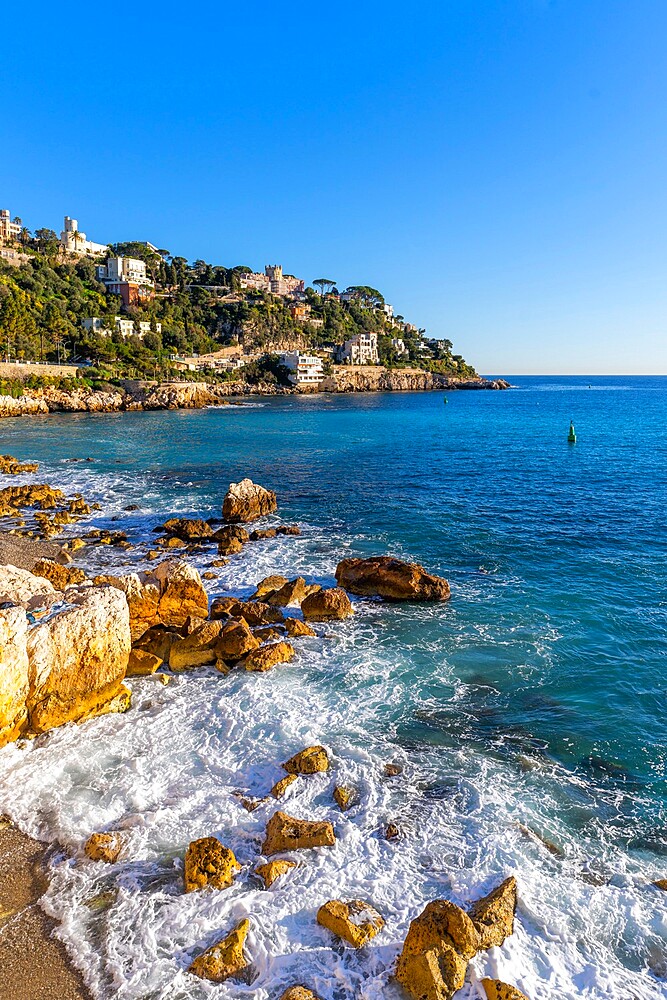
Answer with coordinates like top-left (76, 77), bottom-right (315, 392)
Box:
top-left (568, 421), bottom-right (576, 444)
top-left (443, 396), bottom-right (448, 404)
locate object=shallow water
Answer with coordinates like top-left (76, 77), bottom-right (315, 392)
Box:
top-left (0, 376), bottom-right (666, 998)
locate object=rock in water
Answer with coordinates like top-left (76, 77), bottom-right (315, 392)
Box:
top-left (169, 620), bottom-right (223, 670)
top-left (222, 479), bottom-right (277, 523)
top-left (283, 746), bottom-right (330, 774)
top-left (32, 559), bottom-right (86, 590)
top-left (395, 899), bottom-right (481, 1000)
top-left (256, 859), bottom-right (296, 888)
top-left (280, 990), bottom-right (320, 1000)
top-left (184, 836), bottom-right (240, 892)
top-left (301, 587), bottom-right (353, 620)
top-left (0, 607), bottom-right (30, 746)
top-left (271, 774), bottom-right (298, 798)
top-left (215, 619), bottom-right (259, 661)
top-left (284, 617), bottom-right (316, 638)
top-left (335, 556), bottom-right (450, 601)
top-left (251, 574), bottom-right (289, 599)
top-left (161, 517), bottom-right (213, 541)
top-left (262, 810), bottom-right (335, 855)
top-left (153, 560), bottom-right (209, 626)
top-left (333, 785), bottom-right (354, 811)
top-left (243, 641), bottom-right (295, 672)
top-left (84, 832), bottom-right (124, 863)
top-left (188, 918), bottom-right (250, 983)
top-left (317, 899), bottom-right (385, 947)
top-left (481, 981), bottom-right (530, 1000)
top-left (468, 876), bottom-right (517, 949)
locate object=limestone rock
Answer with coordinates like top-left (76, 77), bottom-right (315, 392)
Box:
top-left (132, 626), bottom-right (181, 662)
top-left (335, 556), bottom-right (450, 602)
top-left (271, 773), bottom-right (298, 798)
top-left (283, 746), bottom-right (329, 774)
top-left (188, 918), bottom-right (250, 983)
top-left (301, 587), bottom-right (353, 621)
top-left (153, 560), bottom-right (209, 626)
top-left (32, 559), bottom-right (86, 590)
top-left (0, 564), bottom-right (55, 605)
top-left (0, 454), bottom-right (39, 475)
top-left (215, 619), bottom-right (259, 661)
top-left (262, 810), bottom-right (335, 856)
top-left (26, 586), bottom-right (131, 733)
top-left (84, 831), bottom-right (123, 863)
top-left (169, 620), bottom-right (223, 670)
top-left (334, 786), bottom-right (354, 811)
top-left (94, 571), bottom-right (160, 641)
top-left (126, 648), bottom-right (162, 676)
top-left (162, 517), bottom-right (213, 541)
top-left (211, 524), bottom-right (249, 544)
top-left (266, 577), bottom-right (319, 607)
top-left (253, 625), bottom-right (284, 642)
top-left (481, 981), bottom-right (530, 1000)
top-left (217, 534), bottom-right (245, 556)
top-left (469, 876), bottom-right (517, 950)
top-left (256, 859), bottom-right (296, 888)
top-left (653, 878), bottom-right (667, 890)
top-left (209, 596), bottom-right (285, 625)
top-left (251, 574), bottom-right (289, 599)
top-left (277, 525), bottom-right (301, 536)
top-left (244, 640), bottom-right (295, 672)
top-left (222, 478), bottom-right (277, 523)
top-left (0, 607), bottom-right (29, 746)
top-left (395, 899), bottom-right (481, 1000)
top-left (280, 990), bottom-right (320, 1000)
top-left (317, 899), bottom-right (385, 948)
top-left (285, 617), bottom-right (316, 638)
top-left (249, 528), bottom-right (277, 540)
top-left (184, 836), bottom-right (240, 892)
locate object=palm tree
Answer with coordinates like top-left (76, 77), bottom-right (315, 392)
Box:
top-left (19, 227), bottom-right (31, 248)
top-left (71, 230), bottom-right (84, 253)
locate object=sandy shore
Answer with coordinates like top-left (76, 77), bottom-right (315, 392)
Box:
top-left (0, 819), bottom-right (91, 1000)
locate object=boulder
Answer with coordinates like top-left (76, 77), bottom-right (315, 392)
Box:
top-left (249, 528), bottom-right (277, 540)
top-left (469, 876), bottom-right (517, 950)
top-left (222, 478), bottom-right (277, 523)
top-left (153, 560), bottom-right (209, 626)
top-left (0, 564), bottom-right (55, 605)
top-left (395, 900), bottom-right (481, 1000)
top-left (26, 586), bottom-right (132, 733)
top-left (256, 859), bottom-right (296, 888)
top-left (284, 617), bottom-right (316, 638)
top-left (481, 981), bottom-right (529, 1000)
top-left (188, 918), bottom-right (249, 983)
top-left (267, 577), bottom-right (320, 607)
top-left (169, 620), bottom-right (223, 670)
top-left (277, 525), bottom-right (301, 536)
top-left (84, 832), bottom-right (123, 863)
top-left (132, 626), bottom-right (181, 662)
top-left (184, 836), bottom-right (240, 892)
top-left (301, 587), bottom-right (353, 621)
top-left (653, 879), bottom-right (667, 890)
top-left (283, 746), bottom-right (329, 775)
top-left (262, 810), bottom-right (335, 856)
top-left (126, 648), bottom-right (162, 676)
top-left (271, 774), bottom-right (298, 798)
top-left (317, 899), bottom-right (385, 948)
top-left (211, 524), bottom-right (249, 544)
top-left (244, 641), bottom-right (295, 672)
top-left (32, 559), bottom-right (86, 590)
top-left (251, 574), bottom-right (289, 599)
top-left (253, 625), bottom-right (284, 642)
top-left (0, 454), bottom-right (39, 475)
top-left (333, 786), bottom-right (354, 811)
top-left (335, 556), bottom-right (450, 602)
top-left (215, 619), bottom-right (259, 661)
top-left (210, 599), bottom-right (285, 626)
top-left (162, 518), bottom-right (213, 541)
top-left (94, 571), bottom-right (160, 641)
top-left (280, 990), bottom-right (319, 1000)
top-left (0, 607), bottom-right (30, 746)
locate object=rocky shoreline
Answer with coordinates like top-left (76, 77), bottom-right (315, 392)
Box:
top-left (0, 372), bottom-right (510, 420)
top-left (0, 462), bottom-right (533, 999)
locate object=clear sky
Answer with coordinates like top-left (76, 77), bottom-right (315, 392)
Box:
top-left (1, 1), bottom-right (666, 374)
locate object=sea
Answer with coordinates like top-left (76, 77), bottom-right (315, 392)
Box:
top-left (0, 374), bottom-right (665, 1000)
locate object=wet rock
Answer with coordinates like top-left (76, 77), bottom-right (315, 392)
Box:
top-left (162, 517), bottom-right (213, 541)
top-left (0, 607), bottom-right (30, 746)
top-left (481, 981), bottom-right (529, 1000)
top-left (251, 574), bottom-right (289, 599)
top-left (249, 528), bottom-right (277, 540)
top-left (169, 620), bottom-right (224, 670)
top-left (384, 762), bottom-right (403, 777)
top-left (188, 917), bottom-right (250, 983)
top-left (146, 549), bottom-right (161, 560)
top-left (158, 535), bottom-right (187, 549)
top-left (284, 617), bottom-right (316, 638)
top-left (153, 560), bottom-right (209, 627)
top-left (209, 558), bottom-right (229, 568)
top-left (0, 454), bottom-right (39, 475)
top-left (202, 571), bottom-right (217, 580)
top-left (301, 587), bottom-right (353, 621)
top-left (211, 524), bottom-right (249, 544)
top-left (222, 478), bottom-right (277, 523)
top-left (84, 831), bottom-right (124, 863)
top-left (215, 619), bottom-right (259, 661)
top-left (218, 536), bottom-right (244, 555)
top-left (469, 876), bottom-right (517, 949)
top-left (317, 899), bottom-right (385, 948)
top-left (253, 625), bottom-right (284, 642)
top-left (334, 786), bottom-right (355, 811)
top-left (126, 648), bottom-right (162, 676)
top-left (395, 899), bottom-right (480, 1000)
top-left (32, 559), bottom-right (86, 590)
top-left (262, 810), bottom-right (335, 855)
top-left (271, 774), bottom-right (298, 798)
top-left (283, 746), bottom-right (329, 774)
top-left (384, 822), bottom-right (401, 840)
top-left (335, 556), bottom-right (450, 601)
top-left (211, 599), bottom-right (286, 626)
top-left (653, 878), bottom-right (667, 890)
top-left (280, 988), bottom-right (320, 1000)
top-left (244, 640), bottom-right (295, 672)
top-left (267, 577), bottom-right (320, 607)
top-left (277, 525), bottom-right (301, 536)
top-left (184, 836), bottom-right (240, 892)
top-left (132, 626), bottom-right (182, 663)
top-left (256, 859), bottom-right (296, 888)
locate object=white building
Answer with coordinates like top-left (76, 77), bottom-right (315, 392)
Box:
top-left (0, 210), bottom-right (22, 244)
top-left (60, 216), bottom-right (107, 257)
top-left (336, 332), bottom-right (379, 365)
top-left (96, 256), bottom-right (154, 306)
top-left (82, 317), bottom-right (161, 339)
top-left (239, 265), bottom-right (305, 298)
top-left (391, 337), bottom-right (409, 357)
top-left (279, 350), bottom-right (324, 386)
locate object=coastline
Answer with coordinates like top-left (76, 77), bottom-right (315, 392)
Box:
top-left (0, 371), bottom-right (510, 421)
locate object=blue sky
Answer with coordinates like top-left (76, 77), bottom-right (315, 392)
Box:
top-left (2, 1), bottom-right (666, 374)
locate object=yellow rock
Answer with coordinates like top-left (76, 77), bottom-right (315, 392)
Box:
top-left (653, 878), bottom-right (667, 890)
top-left (262, 810), bottom-right (335, 856)
top-left (68, 538), bottom-right (86, 552)
top-left (271, 773), bottom-right (298, 798)
top-left (256, 859), bottom-right (296, 888)
top-left (284, 617), bottom-right (317, 638)
top-left (333, 785), bottom-right (354, 811)
top-left (84, 831), bottom-right (123, 863)
top-left (0, 608), bottom-right (29, 747)
top-left (469, 877), bottom-right (517, 950)
top-left (395, 899), bottom-right (481, 1000)
top-left (301, 587), bottom-right (353, 621)
top-left (126, 648), bottom-right (162, 676)
top-left (169, 620), bottom-right (223, 670)
top-left (283, 746), bottom-right (329, 774)
top-left (32, 559), bottom-right (86, 590)
top-left (481, 980), bottom-right (530, 1000)
top-left (184, 836), bottom-right (240, 892)
top-left (252, 574), bottom-right (289, 599)
top-left (215, 619), bottom-right (259, 661)
top-left (188, 918), bottom-right (250, 983)
top-left (244, 640), bottom-right (295, 672)
top-left (317, 899), bottom-right (384, 948)
top-left (280, 989), bottom-right (321, 1000)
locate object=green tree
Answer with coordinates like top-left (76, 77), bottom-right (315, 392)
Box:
top-left (313, 278), bottom-right (336, 296)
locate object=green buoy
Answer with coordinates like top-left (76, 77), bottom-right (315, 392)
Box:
top-left (568, 421), bottom-right (576, 444)
top-left (443, 396), bottom-right (448, 405)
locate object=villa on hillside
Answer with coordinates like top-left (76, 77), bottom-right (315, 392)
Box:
top-left (279, 350), bottom-right (325, 386)
top-left (96, 257), bottom-right (155, 307)
top-left (83, 317), bottom-right (162, 340)
top-left (0, 210), bottom-right (22, 245)
top-left (336, 332), bottom-right (379, 365)
top-left (239, 264), bottom-right (305, 298)
top-left (60, 216), bottom-right (107, 257)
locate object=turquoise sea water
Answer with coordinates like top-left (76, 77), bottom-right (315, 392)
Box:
top-left (0, 375), bottom-right (666, 998)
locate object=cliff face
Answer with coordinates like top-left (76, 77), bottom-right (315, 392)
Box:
top-left (0, 371), bottom-right (508, 419)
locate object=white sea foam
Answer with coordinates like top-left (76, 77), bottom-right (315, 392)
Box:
top-left (0, 461), bottom-right (665, 999)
